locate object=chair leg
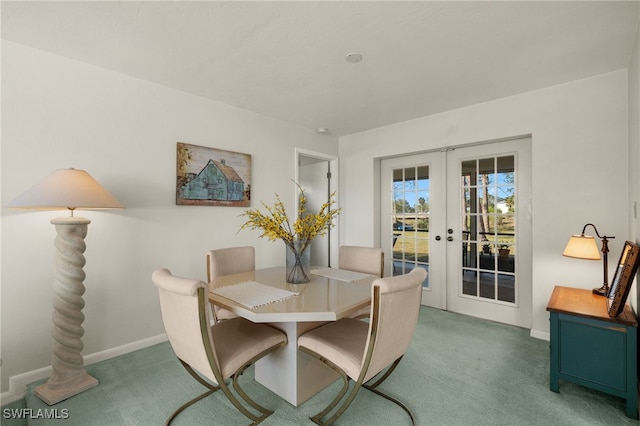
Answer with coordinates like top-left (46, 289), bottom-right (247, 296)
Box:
top-left (216, 380), bottom-right (270, 425)
top-left (362, 357), bottom-right (416, 425)
top-left (166, 360), bottom-right (221, 425)
top-left (165, 388), bottom-right (217, 426)
top-left (300, 349), bottom-right (415, 426)
top-left (232, 363), bottom-right (273, 419)
top-left (361, 385), bottom-right (416, 426)
top-left (221, 341), bottom-right (287, 425)
top-left (174, 359), bottom-right (269, 425)
top-left (363, 356), bottom-right (402, 389)
top-left (299, 347), bottom-right (360, 426)
top-left (312, 382), bottom-right (361, 426)
top-left (310, 370), bottom-right (349, 423)
top-left (180, 359), bottom-right (220, 392)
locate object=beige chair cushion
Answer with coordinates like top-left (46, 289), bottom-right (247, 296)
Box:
top-left (297, 318), bottom-right (369, 380)
top-left (212, 317), bottom-right (287, 380)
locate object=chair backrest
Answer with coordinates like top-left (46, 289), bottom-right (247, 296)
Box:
top-left (206, 246), bottom-right (255, 282)
top-left (339, 245), bottom-right (384, 277)
top-left (152, 268), bottom-right (220, 384)
top-left (362, 267), bottom-right (427, 382)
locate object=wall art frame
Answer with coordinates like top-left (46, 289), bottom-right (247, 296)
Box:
top-left (607, 241), bottom-right (640, 317)
top-left (176, 142), bottom-right (251, 206)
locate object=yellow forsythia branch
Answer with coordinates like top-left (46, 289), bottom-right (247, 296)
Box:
top-left (239, 183), bottom-right (340, 253)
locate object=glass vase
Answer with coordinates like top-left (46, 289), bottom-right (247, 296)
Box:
top-left (285, 240), bottom-right (311, 284)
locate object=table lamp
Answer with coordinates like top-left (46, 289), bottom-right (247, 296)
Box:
top-left (6, 168), bottom-right (124, 405)
top-left (562, 223), bottom-right (614, 296)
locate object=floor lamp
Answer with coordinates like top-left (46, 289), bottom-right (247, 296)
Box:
top-left (7, 168), bottom-right (123, 405)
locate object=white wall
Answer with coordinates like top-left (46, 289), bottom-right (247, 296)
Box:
top-left (339, 70), bottom-right (629, 337)
top-left (629, 8), bottom-right (640, 314)
top-left (0, 41), bottom-right (338, 394)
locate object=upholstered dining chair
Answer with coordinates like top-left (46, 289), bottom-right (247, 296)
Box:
top-left (298, 267), bottom-right (427, 426)
top-left (339, 245), bottom-right (384, 277)
top-left (206, 246), bottom-right (255, 322)
top-left (152, 268), bottom-right (287, 425)
top-left (339, 245), bottom-right (384, 319)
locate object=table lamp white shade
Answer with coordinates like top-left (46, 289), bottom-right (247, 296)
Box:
top-left (7, 168), bottom-right (123, 404)
top-left (7, 168), bottom-right (123, 211)
top-left (562, 235), bottom-right (601, 260)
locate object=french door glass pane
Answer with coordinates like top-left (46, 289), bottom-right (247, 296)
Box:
top-left (392, 166), bottom-right (429, 288)
top-left (461, 155), bottom-right (516, 303)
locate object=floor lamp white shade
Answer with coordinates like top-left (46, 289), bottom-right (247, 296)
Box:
top-left (7, 168), bottom-right (123, 405)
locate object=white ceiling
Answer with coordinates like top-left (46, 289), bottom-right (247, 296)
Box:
top-left (2, 1), bottom-right (639, 136)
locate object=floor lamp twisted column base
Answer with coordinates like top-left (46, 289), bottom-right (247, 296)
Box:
top-left (34, 217), bottom-right (98, 405)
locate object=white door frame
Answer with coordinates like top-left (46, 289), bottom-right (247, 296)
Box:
top-left (295, 148), bottom-right (339, 268)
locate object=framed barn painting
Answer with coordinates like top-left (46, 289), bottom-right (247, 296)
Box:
top-left (176, 142), bottom-right (251, 206)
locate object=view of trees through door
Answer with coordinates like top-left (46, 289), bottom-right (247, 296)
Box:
top-left (391, 165), bottom-right (431, 285)
top-left (460, 156), bottom-right (516, 303)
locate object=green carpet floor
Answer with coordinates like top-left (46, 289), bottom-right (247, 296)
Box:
top-left (2, 307), bottom-right (638, 425)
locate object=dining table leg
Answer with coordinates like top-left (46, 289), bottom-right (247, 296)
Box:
top-left (254, 321), bottom-right (340, 406)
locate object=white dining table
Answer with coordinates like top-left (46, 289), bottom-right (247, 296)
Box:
top-left (208, 266), bottom-right (376, 406)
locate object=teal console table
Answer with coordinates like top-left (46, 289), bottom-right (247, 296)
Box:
top-left (547, 286), bottom-right (638, 419)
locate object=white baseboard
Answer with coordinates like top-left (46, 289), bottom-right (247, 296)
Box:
top-left (530, 329), bottom-right (550, 341)
top-left (0, 334), bottom-right (167, 406)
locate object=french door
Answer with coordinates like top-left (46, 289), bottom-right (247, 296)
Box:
top-left (380, 138), bottom-right (531, 327)
top-left (381, 151), bottom-right (446, 308)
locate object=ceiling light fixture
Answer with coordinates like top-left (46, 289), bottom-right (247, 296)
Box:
top-left (316, 127), bottom-right (329, 134)
top-left (345, 53), bottom-right (363, 63)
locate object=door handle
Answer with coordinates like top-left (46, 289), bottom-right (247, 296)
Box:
top-left (447, 236), bottom-right (453, 242)
top-left (435, 235), bottom-right (441, 241)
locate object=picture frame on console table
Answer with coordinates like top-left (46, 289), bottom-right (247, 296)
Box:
top-left (607, 241), bottom-right (640, 317)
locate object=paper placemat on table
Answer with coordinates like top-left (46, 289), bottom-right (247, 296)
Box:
top-left (311, 267), bottom-right (376, 282)
top-left (212, 281), bottom-right (299, 309)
